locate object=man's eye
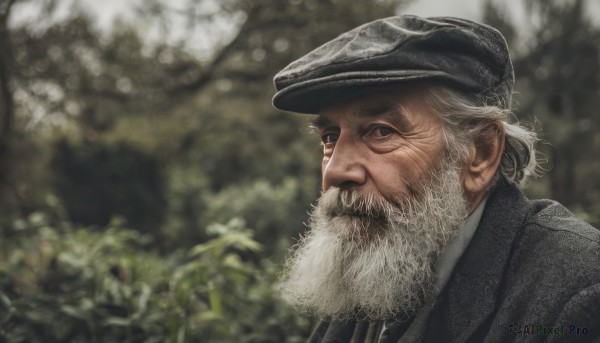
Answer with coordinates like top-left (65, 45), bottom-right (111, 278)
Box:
top-left (370, 126), bottom-right (395, 138)
top-left (321, 133), bottom-right (338, 145)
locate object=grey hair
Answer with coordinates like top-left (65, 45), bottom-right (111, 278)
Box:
top-left (423, 85), bottom-right (540, 185)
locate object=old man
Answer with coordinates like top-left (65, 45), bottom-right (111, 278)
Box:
top-left (272, 15), bottom-right (600, 342)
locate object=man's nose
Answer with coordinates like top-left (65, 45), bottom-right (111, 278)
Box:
top-left (322, 135), bottom-right (367, 190)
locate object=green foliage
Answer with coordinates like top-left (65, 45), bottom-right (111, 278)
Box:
top-left (0, 213), bottom-right (312, 342)
top-left (484, 0), bottom-right (600, 226)
top-left (2, 0), bottom-right (599, 342)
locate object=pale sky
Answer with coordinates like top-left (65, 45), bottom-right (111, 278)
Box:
top-left (10, 0), bottom-right (600, 55)
top-left (402, 0), bottom-right (490, 20)
top-left (13, 0), bottom-right (600, 30)
top-left (403, 0), bottom-right (600, 25)
top-left (8, 0), bottom-right (513, 32)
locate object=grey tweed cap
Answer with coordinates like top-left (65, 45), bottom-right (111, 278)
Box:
top-left (272, 15), bottom-right (514, 114)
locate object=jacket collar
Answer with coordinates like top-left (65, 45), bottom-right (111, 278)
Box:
top-left (423, 181), bottom-right (531, 342)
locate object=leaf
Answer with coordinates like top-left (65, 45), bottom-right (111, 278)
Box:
top-left (61, 305), bottom-right (87, 320)
top-left (188, 241), bottom-right (215, 257)
top-left (104, 316), bottom-right (131, 327)
top-left (221, 231), bottom-right (262, 253)
top-left (193, 310), bottom-right (222, 324)
top-left (222, 254), bottom-right (245, 271)
top-left (207, 281), bottom-right (222, 318)
top-left (173, 261), bottom-right (208, 283)
top-left (137, 283), bottom-right (151, 314)
top-left (0, 292), bottom-right (12, 308)
top-left (28, 212), bottom-right (48, 227)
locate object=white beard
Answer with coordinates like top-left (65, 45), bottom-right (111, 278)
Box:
top-left (280, 158), bottom-right (468, 320)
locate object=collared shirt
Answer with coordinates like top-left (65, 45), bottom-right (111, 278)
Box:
top-left (379, 196), bottom-right (489, 342)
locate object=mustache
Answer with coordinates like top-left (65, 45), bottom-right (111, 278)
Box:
top-left (319, 187), bottom-right (395, 221)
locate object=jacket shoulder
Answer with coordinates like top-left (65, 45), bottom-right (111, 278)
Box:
top-left (514, 198), bottom-right (600, 278)
top-left (527, 198), bottom-right (600, 244)
top-left (488, 197), bottom-right (600, 340)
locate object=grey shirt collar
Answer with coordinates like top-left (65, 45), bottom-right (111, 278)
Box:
top-left (434, 196), bottom-right (489, 294)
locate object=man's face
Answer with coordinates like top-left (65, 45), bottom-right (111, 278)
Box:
top-left (316, 87), bottom-right (447, 204)
top-left (280, 86), bottom-right (469, 320)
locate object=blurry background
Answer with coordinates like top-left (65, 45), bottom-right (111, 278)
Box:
top-left (0, 0), bottom-right (599, 342)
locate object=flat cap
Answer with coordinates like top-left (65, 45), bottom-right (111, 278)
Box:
top-left (272, 15), bottom-right (514, 114)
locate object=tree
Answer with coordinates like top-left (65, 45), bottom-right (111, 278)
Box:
top-left (5, 0), bottom-right (411, 244)
top-left (0, 0), bottom-right (16, 203)
top-left (483, 0), bottom-right (600, 225)
top-left (3, 3), bottom-right (421, 341)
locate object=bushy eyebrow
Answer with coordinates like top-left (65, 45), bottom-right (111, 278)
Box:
top-left (359, 101), bottom-right (412, 130)
top-left (312, 100), bottom-right (412, 131)
top-left (310, 116), bottom-right (331, 129)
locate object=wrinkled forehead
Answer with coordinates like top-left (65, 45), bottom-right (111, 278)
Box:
top-left (314, 83), bottom-right (444, 130)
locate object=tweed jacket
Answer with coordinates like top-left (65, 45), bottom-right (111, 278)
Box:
top-left (308, 181), bottom-right (600, 342)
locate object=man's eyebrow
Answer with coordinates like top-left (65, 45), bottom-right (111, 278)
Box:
top-left (310, 101), bottom-right (411, 129)
top-left (358, 102), bottom-right (412, 129)
top-left (311, 116), bottom-right (331, 129)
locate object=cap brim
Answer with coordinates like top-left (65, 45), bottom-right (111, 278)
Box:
top-left (272, 70), bottom-right (459, 114)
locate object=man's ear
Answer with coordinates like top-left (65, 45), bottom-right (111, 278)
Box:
top-left (463, 120), bottom-right (505, 208)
